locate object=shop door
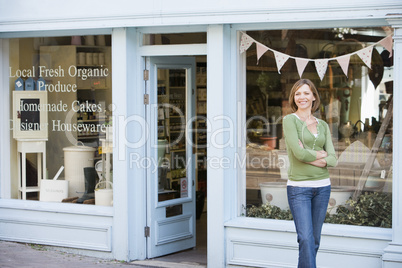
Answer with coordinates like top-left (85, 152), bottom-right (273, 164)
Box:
top-left (146, 57), bottom-right (196, 258)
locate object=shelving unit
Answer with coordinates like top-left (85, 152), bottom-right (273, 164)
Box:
top-left (195, 61), bottom-right (207, 193)
top-left (158, 69), bottom-right (187, 191)
top-left (156, 61), bottom-right (208, 195)
top-left (75, 46), bottom-right (112, 159)
top-left (39, 45), bottom-right (112, 176)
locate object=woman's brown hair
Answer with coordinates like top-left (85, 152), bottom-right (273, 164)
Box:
top-left (288, 79), bottom-right (321, 113)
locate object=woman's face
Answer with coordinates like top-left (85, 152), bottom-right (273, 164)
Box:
top-left (294, 84), bottom-right (315, 111)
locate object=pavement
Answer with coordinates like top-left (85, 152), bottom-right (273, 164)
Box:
top-left (0, 240), bottom-right (207, 268)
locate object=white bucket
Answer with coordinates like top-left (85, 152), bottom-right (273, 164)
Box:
top-left (259, 182), bottom-right (289, 209)
top-left (63, 144), bottom-right (96, 197)
top-left (95, 181), bottom-right (113, 206)
top-left (328, 187), bottom-right (354, 214)
top-left (39, 179), bottom-right (69, 202)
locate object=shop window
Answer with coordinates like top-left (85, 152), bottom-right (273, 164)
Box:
top-left (8, 35), bottom-right (113, 206)
top-left (243, 28), bottom-right (393, 227)
top-left (143, 32), bottom-right (207, 45)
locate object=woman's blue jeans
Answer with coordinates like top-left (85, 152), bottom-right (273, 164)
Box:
top-left (287, 185), bottom-right (331, 268)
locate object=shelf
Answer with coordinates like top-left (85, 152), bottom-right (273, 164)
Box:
top-left (246, 65), bottom-right (277, 72)
top-left (78, 135), bottom-right (100, 139)
top-left (78, 119), bottom-right (105, 123)
top-left (77, 88), bottom-right (109, 90)
top-left (76, 64), bottom-right (109, 68)
top-left (19, 186), bottom-right (40, 192)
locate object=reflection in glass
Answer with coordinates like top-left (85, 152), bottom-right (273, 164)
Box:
top-left (9, 36), bottom-right (113, 205)
top-left (244, 28), bottom-right (393, 227)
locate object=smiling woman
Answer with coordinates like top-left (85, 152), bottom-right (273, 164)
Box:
top-left (283, 79), bottom-right (337, 268)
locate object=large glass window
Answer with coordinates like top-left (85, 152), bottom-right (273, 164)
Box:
top-left (8, 35), bottom-right (113, 206)
top-left (244, 28), bottom-right (393, 227)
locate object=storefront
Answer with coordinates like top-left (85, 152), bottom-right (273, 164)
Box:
top-left (1, 1), bottom-right (402, 267)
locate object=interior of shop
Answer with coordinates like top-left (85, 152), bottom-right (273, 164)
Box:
top-left (10, 35), bottom-right (113, 204)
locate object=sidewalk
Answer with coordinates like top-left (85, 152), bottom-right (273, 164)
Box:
top-left (0, 240), bottom-right (206, 268)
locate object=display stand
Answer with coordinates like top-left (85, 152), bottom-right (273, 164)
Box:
top-left (13, 90), bottom-right (48, 200)
top-left (17, 139), bottom-right (47, 200)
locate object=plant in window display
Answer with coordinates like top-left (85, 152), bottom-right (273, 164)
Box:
top-left (325, 191), bottom-right (392, 228)
top-left (245, 191), bottom-right (392, 228)
top-left (243, 203), bottom-right (293, 221)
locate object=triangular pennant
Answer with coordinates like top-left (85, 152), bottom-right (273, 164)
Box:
top-left (273, 51), bottom-right (290, 74)
top-left (295, 58), bottom-right (309, 78)
top-left (256, 43), bottom-right (269, 64)
top-left (239, 33), bottom-right (254, 53)
top-left (356, 46), bottom-right (374, 69)
top-left (379, 35), bottom-right (393, 57)
top-left (336, 55), bottom-right (351, 77)
top-left (315, 59), bottom-right (328, 80)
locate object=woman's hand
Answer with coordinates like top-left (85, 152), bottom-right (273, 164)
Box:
top-left (307, 158), bottom-right (327, 167)
top-left (298, 140), bottom-right (304, 148)
top-left (298, 141), bottom-right (327, 159)
top-left (316, 150), bottom-right (328, 159)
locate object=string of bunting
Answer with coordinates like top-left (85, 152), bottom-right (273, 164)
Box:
top-left (239, 32), bottom-right (393, 80)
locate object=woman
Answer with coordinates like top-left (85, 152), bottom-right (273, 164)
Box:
top-left (282, 79), bottom-right (337, 268)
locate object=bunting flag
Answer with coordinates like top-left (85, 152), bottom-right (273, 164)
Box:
top-left (256, 43), bottom-right (269, 64)
top-left (240, 33), bottom-right (254, 53)
top-left (295, 58), bottom-right (309, 78)
top-left (336, 55), bottom-right (351, 77)
top-left (315, 59), bottom-right (329, 80)
top-left (379, 35), bottom-right (393, 57)
top-left (356, 46), bottom-right (374, 69)
top-left (274, 51), bottom-right (290, 74)
top-left (239, 32), bottom-right (393, 80)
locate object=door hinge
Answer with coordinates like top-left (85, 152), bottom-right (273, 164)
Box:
top-left (144, 226), bottom-right (150, 237)
top-left (144, 94), bottom-right (149, 105)
top-left (143, 70), bottom-right (149, 81)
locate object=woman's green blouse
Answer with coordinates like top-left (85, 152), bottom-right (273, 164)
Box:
top-left (283, 114), bottom-right (337, 182)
